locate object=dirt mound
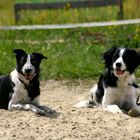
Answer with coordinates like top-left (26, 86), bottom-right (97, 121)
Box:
top-left (0, 80), bottom-right (140, 140)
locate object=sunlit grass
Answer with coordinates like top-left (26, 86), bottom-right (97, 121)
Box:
top-left (0, 24), bottom-right (139, 80)
top-left (0, 0), bottom-right (14, 25)
top-left (0, 0), bottom-right (140, 80)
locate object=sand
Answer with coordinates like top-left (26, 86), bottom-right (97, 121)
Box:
top-left (0, 80), bottom-right (140, 140)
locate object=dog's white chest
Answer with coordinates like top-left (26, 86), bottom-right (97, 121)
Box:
top-left (8, 83), bottom-right (32, 110)
top-left (9, 70), bottom-right (32, 106)
top-left (13, 84), bottom-right (30, 103)
top-left (103, 84), bottom-right (136, 107)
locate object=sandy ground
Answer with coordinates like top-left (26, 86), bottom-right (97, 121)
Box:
top-left (0, 80), bottom-right (140, 140)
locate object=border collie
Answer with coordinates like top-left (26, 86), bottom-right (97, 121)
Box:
top-left (75, 47), bottom-right (140, 117)
top-left (0, 49), bottom-right (49, 115)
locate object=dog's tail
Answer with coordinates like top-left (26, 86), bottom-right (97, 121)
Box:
top-left (74, 100), bottom-right (95, 108)
top-left (74, 84), bottom-right (99, 108)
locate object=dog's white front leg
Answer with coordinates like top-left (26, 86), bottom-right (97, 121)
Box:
top-left (24, 104), bottom-right (46, 115)
top-left (9, 103), bottom-right (46, 115)
top-left (101, 88), bottom-right (123, 114)
top-left (8, 103), bottom-right (24, 111)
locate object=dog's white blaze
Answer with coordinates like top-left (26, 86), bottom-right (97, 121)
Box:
top-left (22, 55), bottom-right (35, 74)
top-left (119, 48), bottom-right (125, 57)
top-left (113, 48), bottom-right (126, 71)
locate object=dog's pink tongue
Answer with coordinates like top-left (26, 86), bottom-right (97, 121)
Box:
top-left (25, 74), bottom-right (32, 80)
top-left (116, 69), bottom-right (123, 75)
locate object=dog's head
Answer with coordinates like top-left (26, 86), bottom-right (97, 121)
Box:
top-left (13, 49), bottom-right (47, 81)
top-left (103, 47), bottom-right (140, 77)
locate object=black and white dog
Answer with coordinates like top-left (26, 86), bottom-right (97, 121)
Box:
top-left (0, 49), bottom-right (49, 115)
top-left (75, 47), bottom-right (140, 116)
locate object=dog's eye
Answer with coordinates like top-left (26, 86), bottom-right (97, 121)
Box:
top-left (113, 54), bottom-right (119, 61)
top-left (20, 59), bottom-right (26, 64)
top-left (31, 60), bottom-right (37, 64)
top-left (123, 54), bottom-right (129, 61)
top-left (124, 56), bottom-right (129, 62)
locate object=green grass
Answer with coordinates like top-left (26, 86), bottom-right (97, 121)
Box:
top-left (0, 0), bottom-right (140, 80)
top-left (0, 24), bottom-right (140, 80)
top-left (0, 0), bottom-right (14, 25)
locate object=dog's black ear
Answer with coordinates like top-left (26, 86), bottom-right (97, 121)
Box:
top-left (138, 53), bottom-right (140, 66)
top-left (136, 50), bottom-right (140, 66)
top-left (13, 49), bottom-right (26, 56)
top-left (13, 49), bottom-right (27, 60)
top-left (32, 53), bottom-right (48, 62)
top-left (103, 46), bottom-right (118, 68)
top-left (130, 49), bottom-right (140, 68)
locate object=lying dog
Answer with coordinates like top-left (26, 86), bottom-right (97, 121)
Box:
top-left (75, 47), bottom-right (140, 116)
top-left (0, 49), bottom-right (49, 115)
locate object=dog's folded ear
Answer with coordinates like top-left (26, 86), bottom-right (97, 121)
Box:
top-left (131, 49), bottom-right (140, 68)
top-left (13, 49), bottom-right (26, 55)
top-left (103, 46), bottom-right (118, 68)
top-left (136, 50), bottom-right (140, 65)
top-left (13, 49), bottom-right (27, 59)
top-left (32, 53), bottom-right (48, 62)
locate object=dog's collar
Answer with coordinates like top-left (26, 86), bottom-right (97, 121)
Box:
top-left (18, 78), bottom-right (28, 89)
top-left (128, 83), bottom-right (139, 88)
top-left (17, 72), bottom-right (29, 85)
top-left (18, 72), bottom-right (37, 82)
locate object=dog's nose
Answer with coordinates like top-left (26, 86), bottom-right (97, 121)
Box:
top-left (25, 68), bottom-right (32, 73)
top-left (116, 62), bottom-right (121, 68)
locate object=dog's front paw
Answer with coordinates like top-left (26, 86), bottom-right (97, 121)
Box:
top-left (128, 109), bottom-right (140, 117)
top-left (105, 105), bottom-right (123, 114)
top-left (37, 105), bottom-right (55, 114)
top-left (35, 109), bottom-right (47, 116)
top-left (44, 107), bottom-right (55, 114)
